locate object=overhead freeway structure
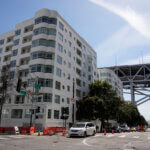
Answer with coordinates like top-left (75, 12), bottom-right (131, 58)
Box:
top-left (106, 63), bottom-right (150, 106)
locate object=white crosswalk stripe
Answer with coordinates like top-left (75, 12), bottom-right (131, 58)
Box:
top-left (119, 135), bottom-right (126, 138)
top-left (132, 136), bottom-right (139, 139)
top-left (0, 135), bottom-right (25, 141)
top-left (0, 137), bottom-right (8, 140)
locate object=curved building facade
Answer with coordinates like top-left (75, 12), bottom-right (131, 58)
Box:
top-left (0, 9), bottom-right (97, 129)
top-left (97, 68), bottom-right (123, 99)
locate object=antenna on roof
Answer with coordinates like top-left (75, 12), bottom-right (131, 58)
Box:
top-left (115, 55), bottom-right (117, 66)
top-left (141, 51), bottom-right (144, 64)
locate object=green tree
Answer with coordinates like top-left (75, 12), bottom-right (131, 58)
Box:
top-left (76, 96), bottom-right (104, 121)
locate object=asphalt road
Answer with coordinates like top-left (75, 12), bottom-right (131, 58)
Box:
top-left (0, 132), bottom-right (150, 150)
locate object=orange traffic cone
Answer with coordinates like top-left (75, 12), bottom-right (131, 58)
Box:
top-left (38, 131), bottom-right (40, 136)
top-left (112, 130), bottom-right (114, 134)
top-left (104, 130), bottom-right (107, 135)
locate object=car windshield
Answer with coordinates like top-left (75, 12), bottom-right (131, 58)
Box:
top-left (72, 123), bottom-right (85, 128)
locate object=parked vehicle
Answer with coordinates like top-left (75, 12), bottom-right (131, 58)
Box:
top-left (119, 124), bottom-right (130, 132)
top-left (68, 122), bottom-right (96, 137)
top-left (130, 127), bottom-right (137, 132)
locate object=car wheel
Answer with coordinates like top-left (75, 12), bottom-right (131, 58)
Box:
top-left (83, 132), bottom-right (87, 137)
top-left (92, 131), bottom-right (96, 136)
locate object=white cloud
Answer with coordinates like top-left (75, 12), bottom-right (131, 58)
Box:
top-left (89, 0), bottom-right (150, 67)
top-left (96, 25), bottom-right (150, 67)
top-left (89, 0), bottom-right (150, 38)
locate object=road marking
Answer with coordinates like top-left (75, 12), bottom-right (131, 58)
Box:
top-left (7, 135), bottom-right (24, 139)
top-left (106, 134), bottom-right (115, 137)
top-left (119, 135), bottom-right (126, 138)
top-left (82, 138), bottom-right (92, 146)
top-left (95, 134), bottom-right (102, 137)
top-left (147, 137), bottom-right (150, 139)
top-left (0, 137), bottom-right (8, 140)
top-left (132, 136), bottom-right (139, 138)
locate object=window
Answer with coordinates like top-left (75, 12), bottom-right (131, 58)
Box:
top-left (59, 22), bottom-right (64, 31)
top-left (57, 55), bottom-right (62, 64)
top-left (0, 48), bottom-right (2, 53)
top-left (67, 73), bottom-right (71, 80)
top-left (57, 43), bottom-right (63, 52)
top-left (9, 71), bottom-right (15, 79)
top-left (76, 89), bottom-right (81, 97)
top-left (34, 27), bottom-right (56, 36)
top-left (45, 79), bottom-right (53, 88)
top-left (12, 49), bottom-right (18, 56)
top-left (45, 65), bottom-right (53, 73)
top-left (58, 32), bottom-right (63, 41)
top-left (30, 64), bottom-right (53, 73)
top-left (69, 31), bottom-right (72, 37)
top-left (88, 75), bottom-right (92, 81)
top-left (36, 78), bottom-right (53, 88)
top-left (15, 95), bottom-right (25, 104)
top-left (14, 39), bottom-right (19, 46)
top-left (67, 98), bottom-right (70, 104)
top-left (68, 62), bottom-right (71, 69)
top-left (54, 110), bottom-right (59, 119)
top-left (56, 68), bottom-right (61, 77)
top-left (35, 16), bottom-right (57, 25)
top-left (55, 81), bottom-right (61, 90)
top-left (68, 51), bottom-right (71, 57)
top-left (10, 60), bottom-right (16, 67)
top-left (32, 39), bottom-right (55, 48)
top-left (0, 39), bottom-right (4, 45)
top-left (62, 98), bottom-right (64, 103)
top-left (31, 51), bottom-right (54, 60)
top-left (48, 109), bottom-right (51, 118)
top-left (15, 29), bottom-right (21, 36)
top-left (2, 109), bottom-right (9, 118)
top-left (69, 41), bottom-right (72, 47)
top-left (67, 85), bottom-right (70, 92)
top-left (43, 93), bottom-right (52, 102)
top-left (55, 95), bottom-right (60, 104)
top-left (76, 78), bottom-right (81, 87)
top-left (83, 81), bottom-right (85, 87)
top-left (11, 109), bottom-right (23, 118)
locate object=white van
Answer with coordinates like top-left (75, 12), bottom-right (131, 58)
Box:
top-left (68, 122), bottom-right (96, 137)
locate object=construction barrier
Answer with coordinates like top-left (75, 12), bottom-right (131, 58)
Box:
top-left (62, 130), bottom-right (66, 136)
top-left (104, 130), bottom-right (107, 135)
top-left (30, 126), bottom-right (35, 135)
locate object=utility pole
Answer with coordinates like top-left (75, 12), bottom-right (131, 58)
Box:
top-left (72, 78), bottom-right (75, 124)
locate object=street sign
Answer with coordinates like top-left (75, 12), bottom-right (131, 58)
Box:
top-left (34, 84), bottom-right (41, 90)
top-left (14, 126), bottom-right (20, 134)
top-left (27, 90), bottom-right (32, 95)
top-left (19, 90), bottom-right (27, 95)
top-left (71, 98), bottom-right (75, 102)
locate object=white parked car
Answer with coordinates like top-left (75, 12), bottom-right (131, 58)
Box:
top-left (68, 122), bottom-right (96, 137)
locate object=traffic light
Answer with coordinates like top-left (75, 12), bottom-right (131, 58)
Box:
top-left (16, 78), bottom-right (22, 92)
top-left (36, 107), bottom-right (40, 113)
top-left (61, 107), bottom-right (69, 116)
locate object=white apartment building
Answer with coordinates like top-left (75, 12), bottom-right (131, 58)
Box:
top-left (97, 68), bottom-right (123, 99)
top-left (0, 9), bottom-right (97, 129)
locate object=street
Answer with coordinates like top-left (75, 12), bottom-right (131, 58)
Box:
top-left (0, 132), bottom-right (150, 150)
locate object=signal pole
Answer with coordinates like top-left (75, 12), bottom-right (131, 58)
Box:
top-left (72, 78), bottom-right (75, 124)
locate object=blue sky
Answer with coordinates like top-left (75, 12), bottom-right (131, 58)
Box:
top-left (0, 0), bottom-right (150, 120)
